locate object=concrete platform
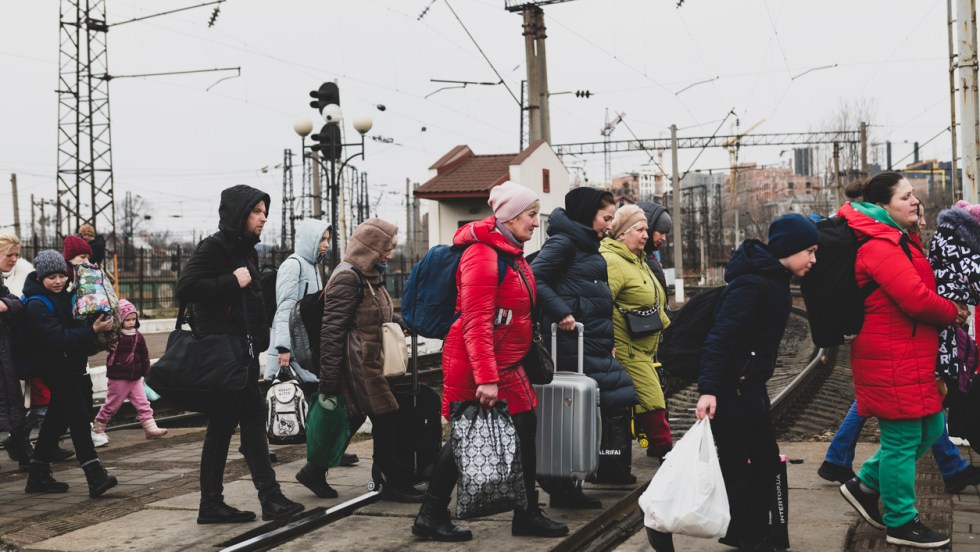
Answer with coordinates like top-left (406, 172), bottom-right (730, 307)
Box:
top-left (4, 431), bottom-right (980, 551)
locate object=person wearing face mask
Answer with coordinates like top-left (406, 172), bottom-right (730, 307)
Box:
top-left (600, 205), bottom-right (673, 468)
top-left (834, 172), bottom-right (967, 549)
top-left (637, 203), bottom-right (673, 293)
top-left (530, 188), bottom-right (639, 508)
top-left (312, 218), bottom-right (422, 504)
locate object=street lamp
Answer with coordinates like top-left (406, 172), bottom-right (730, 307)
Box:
top-left (308, 105), bottom-right (373, 267)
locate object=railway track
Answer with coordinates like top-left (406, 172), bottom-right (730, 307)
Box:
top-left (213, 310), bottom-right (850, 552)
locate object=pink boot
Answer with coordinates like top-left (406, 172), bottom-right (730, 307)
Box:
top-left (141, 419), bottom-right (168, 440)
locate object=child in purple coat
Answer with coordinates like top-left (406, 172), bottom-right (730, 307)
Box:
top-left (93, 300), bottom-right (167, 441)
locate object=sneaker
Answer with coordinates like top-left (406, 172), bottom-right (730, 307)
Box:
top-left (944, 464), bottom-right (980, 494)
top-left (839, 478), bottom-right (885, 529)
top-left (91, 431), bottom-right (109, 448)
top-left (817, 461), bottom-right (856, 484)
top-left (885, 515), bottom-right (950, 548)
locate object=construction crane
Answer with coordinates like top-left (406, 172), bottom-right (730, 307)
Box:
top-left (602, 110), bottom-right (625, 184)
top-left (722, 118), bottom-right (764, 248)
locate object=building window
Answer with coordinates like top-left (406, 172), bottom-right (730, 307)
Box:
top-left (542, 168), bottom-right (550, 193)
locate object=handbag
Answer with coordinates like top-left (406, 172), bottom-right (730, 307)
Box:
top-left (618, 305), bottom-right (664, 337)
top-left (381, 322), bottom-right (409, 378)
top-left (513, 263), bottom-right (555, 385)
top-left (145, 301), bottom-right (253, 411)
top-left (451, 400), bottom-right (527, 519)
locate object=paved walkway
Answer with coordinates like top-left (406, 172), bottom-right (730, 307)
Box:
top-left (3, 430), bottom-right (980, 551)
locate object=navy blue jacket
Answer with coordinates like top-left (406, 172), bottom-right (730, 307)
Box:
top-left (22, 274), bottom-right (95, 377)
top-left (531, 208), bottom-right (639, 410)
top-left (698, 239), bottom-right (792, 417)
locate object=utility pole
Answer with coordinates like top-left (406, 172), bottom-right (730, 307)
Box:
top-left (522, 6), bottom-right (551, 144)
top-left (311, 149), bottom-right (322, 218)
top-left (30, 194), bottom-right (36, 244)
top-left (833, 143), bottom-right (842, 206)
top-left (10, 174), bottom-right (21, 238)
top-left (860, 121), bottom-right (869, 177)
top-left (39, 201), bottom-right (47, 246)
top-left (949, 0), bottom-right (962, 198)
top-left (670, 124), bottom-right (685, 303)
top-left (406, 177), bottom-right (412, 263)
top-left (958, 0), bottom-right (980, 202)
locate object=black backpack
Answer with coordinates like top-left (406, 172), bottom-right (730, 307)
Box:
top-left (659, 275), bottom-right (766, 382)
top-left (658, 285), bottom-right (729, 382)
top-left (258, 264), bottom-right (278, 326)
top-left (799, 216), bottom-right (913, 347)
top-left (288, 263), bottom-right (365, 373)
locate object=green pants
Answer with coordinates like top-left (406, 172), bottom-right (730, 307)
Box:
top-left (856, 411), bottom-right (944, 527)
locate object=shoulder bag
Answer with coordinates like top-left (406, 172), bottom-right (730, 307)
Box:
top-left (513, 261), bottom-right (555, 385)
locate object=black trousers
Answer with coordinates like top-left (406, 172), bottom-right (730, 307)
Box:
top-left (35, 374), bottom-right (98, 466)
top-left (427, 409), bottom-right (537, 508)
top-left (199, 374), bottom-right (280, 507)
top-left (710, 414), bottom-right (779, 546)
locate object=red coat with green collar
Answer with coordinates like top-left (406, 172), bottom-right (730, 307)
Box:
top-left (839, 203), bottom-right (958, 419)
top-left (440, 217), bottom-right (538, 418)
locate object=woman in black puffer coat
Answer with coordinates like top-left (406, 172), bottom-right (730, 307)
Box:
top-left (531, 188), bottom-right (639, 507)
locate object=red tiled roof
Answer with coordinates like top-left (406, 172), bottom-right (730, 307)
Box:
top-left (415, 142), bottom-right (550, 199)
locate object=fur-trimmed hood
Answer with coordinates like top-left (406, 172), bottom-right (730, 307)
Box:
top-left (936, 206), bottom-right (980, 253)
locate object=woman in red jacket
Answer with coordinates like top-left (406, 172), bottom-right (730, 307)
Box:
top-left (837, 171), bottom-right (970, 549)
top-left (412, 181), bottom-right (567, 542)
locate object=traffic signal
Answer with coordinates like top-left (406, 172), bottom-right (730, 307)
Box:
top-left (311, 124), bottom-right (342, 159)
top-left (309, 82), bottom-right (341, 113)
top-left (575, 90), bottom-right (592, 98)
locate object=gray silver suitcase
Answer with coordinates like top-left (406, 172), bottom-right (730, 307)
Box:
top-left (534, 322), bottom-right (600, 480)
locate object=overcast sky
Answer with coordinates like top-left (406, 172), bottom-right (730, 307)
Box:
top-left (0, 0), bottom-right (957, 244)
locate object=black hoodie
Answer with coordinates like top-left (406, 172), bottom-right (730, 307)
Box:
top-left (176, 185), bottom-right (271, 355)
top-left (22, 273), bottom-right (95, 377)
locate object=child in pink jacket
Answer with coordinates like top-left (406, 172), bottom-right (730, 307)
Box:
top-left (93, 300), bottom-right (167, 441)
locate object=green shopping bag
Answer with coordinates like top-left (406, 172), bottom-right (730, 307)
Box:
top-left (305, 392), bottom-right (351, 468)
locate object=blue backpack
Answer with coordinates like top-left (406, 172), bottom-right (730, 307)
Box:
top-left (401, 244), bottom-right (509, 339)
top-left (13, 294), bottom-right (55, 378)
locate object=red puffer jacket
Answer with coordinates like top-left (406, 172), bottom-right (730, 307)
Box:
top-left (440, 217), bottom-right (538, 418)
top-left (839, 203), bottom-right (958, 419)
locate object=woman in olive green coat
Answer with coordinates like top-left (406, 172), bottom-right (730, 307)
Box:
top-left (600, 205), bottom-right (673, 459)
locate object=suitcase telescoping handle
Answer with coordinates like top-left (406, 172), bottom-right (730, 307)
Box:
top-left (551, 322), bottom-right (585, 374)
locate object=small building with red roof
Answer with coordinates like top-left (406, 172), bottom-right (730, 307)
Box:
top-left (415, 140), bottom-right (570, 253)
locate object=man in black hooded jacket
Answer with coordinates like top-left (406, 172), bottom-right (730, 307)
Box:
top-left (176, 184), bottom-right (304, 524)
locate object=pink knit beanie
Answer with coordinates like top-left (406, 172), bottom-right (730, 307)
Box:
top-left (488, 181), bottom-right (539, 222)
top-left (955, 200), bottom-right (980, 224)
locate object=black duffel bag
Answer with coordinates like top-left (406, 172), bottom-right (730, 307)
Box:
top-left (145, 303), bottom-right (252, 412)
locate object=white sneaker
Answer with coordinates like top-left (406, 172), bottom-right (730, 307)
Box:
top-left (949, 435), bottom-right (971, 447)
top-left (90, 428), bottom-right (110, 448)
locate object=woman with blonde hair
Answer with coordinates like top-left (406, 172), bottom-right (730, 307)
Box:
top-left (600, 205), bottom-right (672, 466)
top-left (0, 234), bottom-right (33, 297)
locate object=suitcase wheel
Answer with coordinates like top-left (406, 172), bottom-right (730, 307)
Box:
top-left (368, 479), bottom-right (381, 492)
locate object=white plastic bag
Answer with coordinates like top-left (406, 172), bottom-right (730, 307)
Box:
top-left (638, 417), bottom-right (730, 538)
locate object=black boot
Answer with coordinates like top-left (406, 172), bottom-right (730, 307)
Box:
top-left (647, 528), bottom-right (675, 552)
top-left (549, 481), bottom-right (602, 509)
top-left (340, 452), bottom-right (359, 467)
top-left (25, 460), bottom-right (69, 493)
top-left (412, 493), bottom-right (473, 542)
top-left (260, 491), bottom-right (305, 521)
top-left (82, 460), bottom-right (118, 498)
top-left (512, 492), bottom-right (569, 537)
top-left (380, 479), bottom-right (426, 503)
top-left (6, 431), bottom-right (34, 472)
top-left (197, 500), bottom-right (256, 524)
top-left (295, 463), bottom-right (338, 498)
top-left (52, 444), bottom-right (75, 462)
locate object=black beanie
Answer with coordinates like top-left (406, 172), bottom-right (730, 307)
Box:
top-left (767, 213), bottom-right (820, 258)
top-left (564, 187), bottom-right (613, 228)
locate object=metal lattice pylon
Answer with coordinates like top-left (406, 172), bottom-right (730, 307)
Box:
top-left (56, 0), bottom-right (116, 243)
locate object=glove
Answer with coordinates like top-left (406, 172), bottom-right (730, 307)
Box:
top-left (318, 394), bottom-right (338, 411)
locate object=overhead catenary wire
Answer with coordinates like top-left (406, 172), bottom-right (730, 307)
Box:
top-left (441, 0), bottom-right (521, 107)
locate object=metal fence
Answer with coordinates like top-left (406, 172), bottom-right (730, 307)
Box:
top-left (20, 243), bottom-right (418, 316)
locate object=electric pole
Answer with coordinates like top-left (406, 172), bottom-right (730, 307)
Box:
top-left (10, 174), bottom-right (21, 238)
top-left (958, 0), bottom-right (980, 202)
top-left (670, 124), bottom-right (685, 303)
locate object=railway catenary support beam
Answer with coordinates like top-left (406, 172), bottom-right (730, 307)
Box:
top-left (555, 130), bottom-right (861, 157)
